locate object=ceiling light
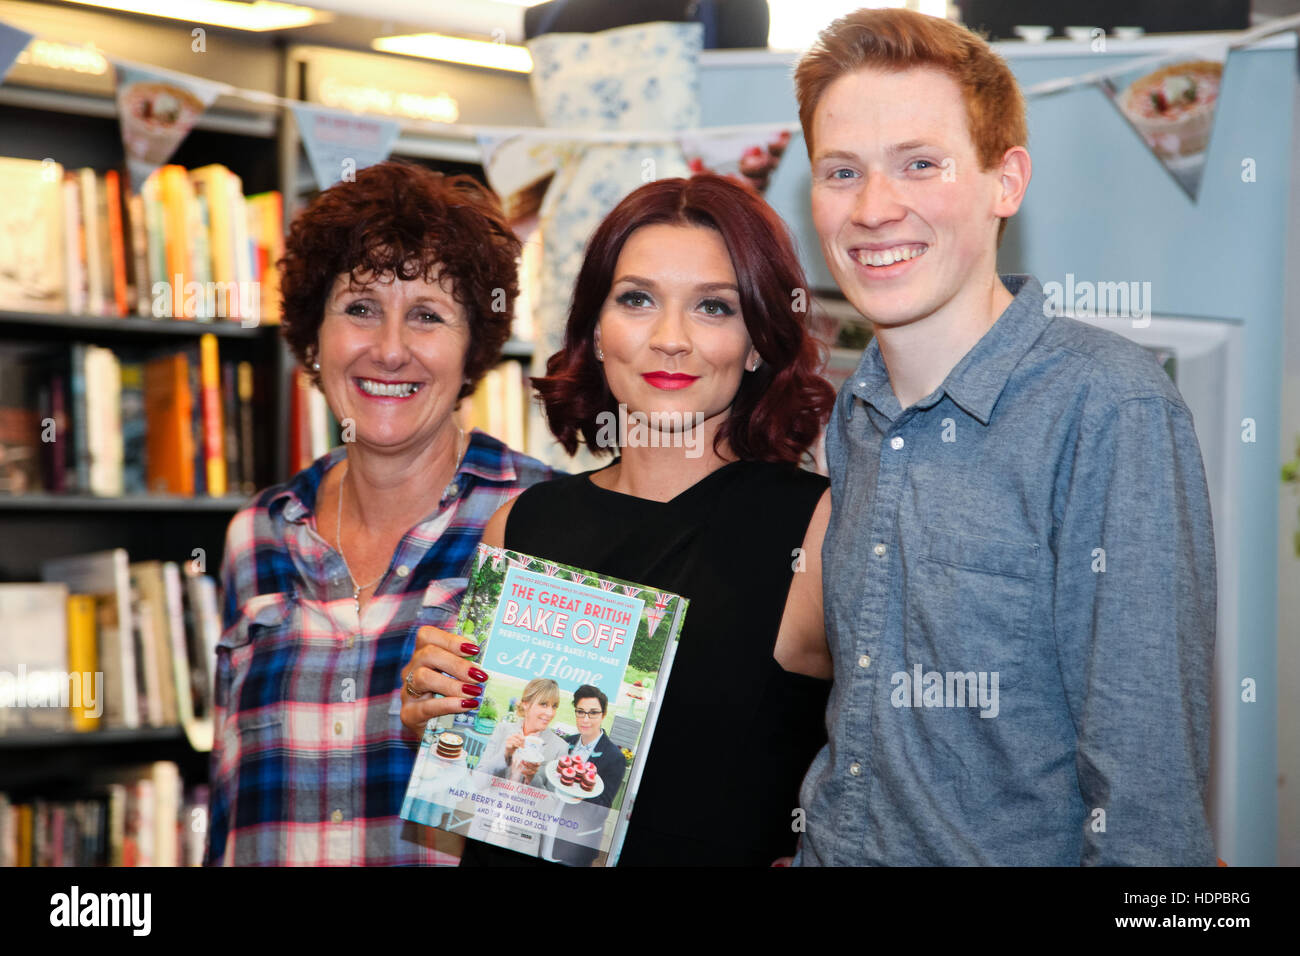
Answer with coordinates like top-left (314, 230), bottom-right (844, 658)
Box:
top-left (372, 33), bottom-right (533, 73)
top-left (62, 1), bottom-right (329, 32)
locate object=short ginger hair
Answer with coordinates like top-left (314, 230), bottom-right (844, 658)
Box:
top-left (794, 9), bottom-right (1027, 242)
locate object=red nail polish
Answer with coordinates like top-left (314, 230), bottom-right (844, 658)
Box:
top-left (468, 667), bottom-right (489, 683)
top-left (462, 683), bottom-right (485, 697)
top-left (462, 697), bottom-right (480, 710)
top-left (460, 642), bottom-right (480, 655)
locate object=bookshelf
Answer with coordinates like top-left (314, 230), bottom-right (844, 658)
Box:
top-left (0, 9), bottom-right (541, 866)
top-left (0, 21), bottom-right (289, 862)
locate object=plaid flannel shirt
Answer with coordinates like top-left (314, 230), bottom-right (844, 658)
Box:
top-left (205, 429), bottom-right (555, 865)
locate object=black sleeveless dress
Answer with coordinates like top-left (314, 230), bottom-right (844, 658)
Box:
top-left (458, 460), bottom-right (831, 867)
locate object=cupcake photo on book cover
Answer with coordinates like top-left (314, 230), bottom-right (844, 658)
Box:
top-left (400, 544), bottom-right (688, 866)
top-left (1104, 55), bottom-right (1226, 199)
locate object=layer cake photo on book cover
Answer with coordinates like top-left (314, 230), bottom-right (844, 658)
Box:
top-left (400, 544), bottom-right (688, 866)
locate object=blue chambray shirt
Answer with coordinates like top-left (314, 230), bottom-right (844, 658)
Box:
top-left (798, 275), bottom-right (1217, 866)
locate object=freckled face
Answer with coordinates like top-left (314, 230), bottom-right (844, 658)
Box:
top-left (810, 66), bottom-right (1009, 328)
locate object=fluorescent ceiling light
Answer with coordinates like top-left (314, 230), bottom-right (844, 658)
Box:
top-left (63, 0), bottom-right (329, 32)
top-left (372, 33), bottom-right (533, 73)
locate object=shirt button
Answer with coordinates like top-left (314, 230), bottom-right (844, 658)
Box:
top-left (858, 654), bottom-right (871, 669)
top-left (333, 721), bottom-right (343, 735)
top-left (331, 810), bottom-right (343, 824)
top-left (396, 565), bottom-right (410, 578)
top-left (344, 634), bottom-right (354, 649)
top-left (849, 762), bottom-right (862, 777)
top-left (890, 436), bottom-right (904, 450)
top-left (873, 543), bottom-right (887, 557)
top-left (444, 481), bottom-right (459, 498)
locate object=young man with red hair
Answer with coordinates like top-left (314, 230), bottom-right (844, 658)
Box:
top-left (794, 9), bottom-right (1217, 865)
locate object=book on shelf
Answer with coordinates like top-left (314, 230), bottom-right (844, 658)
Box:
top-left (0, 343), bottom-right (44, 495)
top-left (0, 763), bottom-right (208, 866)
top-left (40, 549), bottom-right (138, 730)
top-left (459, 359), bottom-right (528, 451)
top-left (0, 333), bottom-right (260, 499)
top-left (0, 157), bottom-right (66, 314)
top-left (0, 153), bottom-right (282, 324)
top-left (20, 547), bottom-right (224, 741)
top-left (400, 544), bottom-right (689, 867)
top-left (0, 582), bottom-right (73, 734)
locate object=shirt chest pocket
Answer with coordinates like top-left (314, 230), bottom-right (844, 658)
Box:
top-left (388, 577), bottom-right (469, 717)
top-left (904, 528), bottom-right (1039, 691)
top-left (217, 591), bottom-right (299, 731)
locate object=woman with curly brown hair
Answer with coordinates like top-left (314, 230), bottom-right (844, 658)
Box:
top-left (207, 160), bottom-right (554, 866)
top-left (408, 174), bottom-right (838, 866)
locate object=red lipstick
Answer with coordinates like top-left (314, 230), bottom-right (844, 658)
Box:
top-left (641, 372), bottom-right (698, 391)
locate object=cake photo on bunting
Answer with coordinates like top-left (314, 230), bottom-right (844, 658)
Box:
top-left (116, 65), bottom-right (223, 193)
top-left (678, 125), bottom-right (793, 193)
top-left (1102, 50), bottom-right (1227, 199)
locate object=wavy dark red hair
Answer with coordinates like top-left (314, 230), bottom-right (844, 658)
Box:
top-left (533, 174), bottom-right (834, 463)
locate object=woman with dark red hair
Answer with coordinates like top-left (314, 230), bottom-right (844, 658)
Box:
top-left (408, 174), bottom-right (837, 866)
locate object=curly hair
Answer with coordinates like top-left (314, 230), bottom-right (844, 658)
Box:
top-left (279, 160), bottom-right (521, 399)
top-left (533, 174), bottom-right (835, 464)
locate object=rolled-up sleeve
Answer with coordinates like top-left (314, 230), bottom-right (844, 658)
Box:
top-left (1053, 395), bottom-right (1217, 865)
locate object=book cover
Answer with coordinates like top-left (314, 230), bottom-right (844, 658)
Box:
top-left (104, 169), bottom-right (129, 317)
top-left (198, 333), bottom-right (227, 496)
top-left (42, 549), bottom-right (139, 729)
top-left (0, 582), bottom-right (72, 734)
top-left (0, 157), bottom-right (66, 314)
top-left (400, 544), bottom-right (688, 866)
top-left (143, 351), bottom-right (194, 495)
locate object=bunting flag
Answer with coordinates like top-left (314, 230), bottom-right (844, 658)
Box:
top-left (475, 544), bottom-right (489, 572)
top-left (115, 64), bottom-right (222, 193)
top-left (541, 561), bottom-right (560, 578)
top-left (620, 584), bottom-right (642, 598)
top-left (0, 20), bottom-right (32, 84)
top-left (1100, 49), bottom-right (1228, 200)
top-left (677, 124), bottom-right (793, 194)
top-left (491, 550), bottom-right (504, 572)
top-left (599, 579), bottom-right (618, 592)
top-left (290, 102), bottom-right (399, 191)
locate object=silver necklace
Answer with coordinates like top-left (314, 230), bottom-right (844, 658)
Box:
top-left (335, 427), bottom-right (465, 618)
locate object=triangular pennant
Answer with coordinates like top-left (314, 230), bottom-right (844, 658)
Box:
top-left (0, 20), bottom-right (33, 84)
top-left (1100, 50), bottom-right (1227, 200)
top-left (644, 607), bottom-right (665, 633)
top-left (116, 64), bottom-right (223, 193)
top-left (291, 102), bottom-right (399, 191)
top-left (620, 585), bottom-right (641, 598)
top-left (677, 124), bottom-right (793, 194)
top-left (475, 544), bottom-right (489, 571)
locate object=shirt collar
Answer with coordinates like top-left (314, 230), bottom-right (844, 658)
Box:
top-left (849, 274), bottom-right (1051, 426)
top-left (268, 428), bottom-right (515, 524)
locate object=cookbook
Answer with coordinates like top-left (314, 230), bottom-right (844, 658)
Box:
top-left (400, 544), bottom-right (688, 866)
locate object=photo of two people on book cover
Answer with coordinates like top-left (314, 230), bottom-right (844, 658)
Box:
top-left (401, 545), bottom-right (686, 867)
